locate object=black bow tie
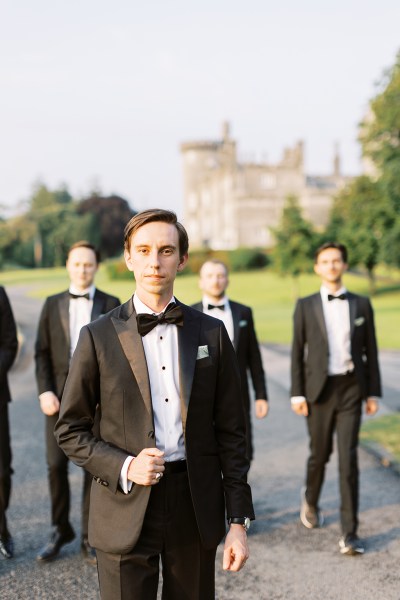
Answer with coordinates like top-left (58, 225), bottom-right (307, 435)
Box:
top-left (136, 303), bottom-right (184, 336)
top-left (69, 292), bottom-right (90, 300)
top-left (328, 293), bottom-right (347, 301)
top-left (207, 304), bottom-right (225, 311)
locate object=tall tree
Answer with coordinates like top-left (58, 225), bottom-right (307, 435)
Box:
top-left (77, 194), bottom-right (135, 258)
top-left (359, 50), bottom-right (400, 215)
top-left (327, 176), bottom-right (394, 292)
top-left (271, 196), bottom-right (316, 297)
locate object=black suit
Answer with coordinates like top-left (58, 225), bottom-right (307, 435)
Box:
top-left (55, 298), bottom-right (254, 598)
top-left (291, 291), bottom-right (381, 536)
top-left (191, 300), bottom-right (268, 460)
top-left (0, 287), bottom-right (18, 539)
top-left (35, 289), bottom-right (120, 538)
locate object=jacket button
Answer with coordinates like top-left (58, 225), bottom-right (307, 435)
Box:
top-left (101, 481), bottom-right (109, 487)
top-left (148, 430), bottom-right (155, 438)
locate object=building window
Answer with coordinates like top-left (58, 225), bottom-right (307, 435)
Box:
top-left (261, 173), bottom-right (277, 189)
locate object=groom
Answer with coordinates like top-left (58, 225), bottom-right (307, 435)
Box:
top-left (56, 209), bottom-right (254, 599)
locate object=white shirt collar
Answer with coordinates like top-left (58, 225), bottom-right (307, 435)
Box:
top-left (133, 294), bottom-right (176, 315)
top-left (69, 284), bottom-right (95, 300)
top-left (320, 285), bottom-right (347, 302)
top-left (202, 294), bottom-right (228, 308)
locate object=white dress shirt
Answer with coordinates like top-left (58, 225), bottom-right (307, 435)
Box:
top-left (202, 295), bottom-right (234, 342)
top-left (120, 294), bottom-right (185, 493)
top-left (69, 284), bottom-right (95, 358)
top-left (320, 285), bottom-right (354, 376)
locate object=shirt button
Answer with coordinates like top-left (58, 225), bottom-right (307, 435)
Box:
top-left (160, 336), bottom-right (163, 340)
top-left (162, 366), bottom-right (166, 370)
top-left (165, 398), bottom-right (168, 403)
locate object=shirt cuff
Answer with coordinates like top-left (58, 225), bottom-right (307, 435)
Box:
top-left (120, 456), bottom-right (135, 494)
top-left (291, 396), bottom-right (306, 405)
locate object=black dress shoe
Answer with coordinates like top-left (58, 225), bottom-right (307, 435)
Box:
top-left (0, 535), bottom-right (14, 559)
top-left (36, 528), bottom-right (75, 562)
top-left (81, 538), bottom-right (97, 565)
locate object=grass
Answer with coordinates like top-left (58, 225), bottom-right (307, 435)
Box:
top-left (360, 414), bottom-right (400, 463)
top-left (2, 265), bottom-right (400, 349)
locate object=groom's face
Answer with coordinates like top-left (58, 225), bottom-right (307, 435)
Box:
top-left (124, 221), bottom-right (188, 302)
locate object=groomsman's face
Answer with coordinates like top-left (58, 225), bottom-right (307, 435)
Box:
top-left (199, 262), bottom-right (229, 301)
top-left (66, 247), bottom-right (98, 292)
top-left (124, 221), bottom-right (188, 305)
top-left (314, 248), bottom-right (347, 286)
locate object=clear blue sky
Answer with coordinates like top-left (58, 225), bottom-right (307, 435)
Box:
top-left (1, 0), bottom-right (399, 216)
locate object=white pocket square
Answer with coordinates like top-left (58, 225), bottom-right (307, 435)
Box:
top-left (239, 320), bottom-right (248, 327)
top-left (354, 317), bottom-right (365, 326)
top-left (197, 345), bottom-right (209, 360)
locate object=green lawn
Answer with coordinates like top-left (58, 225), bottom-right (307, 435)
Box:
top-left (360, 414), bottom-right (400, 463)
top-left (2, 266), bottom-right (400, 349)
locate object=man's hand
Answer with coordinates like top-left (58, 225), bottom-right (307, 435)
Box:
top-left (291, 400), bottom-right (309, 416)
top-left (127, 448), bottom-right (165, 486)
top-left (39, 391), bottom-right (60, 416)
top-left (365, 397), bottom-right (379, 416)
top-left (255, 399), bottom-right (269, 419)
top-left (223, 525), bottom-right (249, 572)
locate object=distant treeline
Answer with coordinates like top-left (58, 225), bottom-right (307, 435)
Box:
top-left (0, 184), bottom-right (136, 268)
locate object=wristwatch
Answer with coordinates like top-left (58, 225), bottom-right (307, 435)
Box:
top-left (228, 517), bottom-right (251, 532)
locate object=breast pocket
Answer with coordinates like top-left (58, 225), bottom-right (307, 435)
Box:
top-left (196, 356), bottom-right (214, 369)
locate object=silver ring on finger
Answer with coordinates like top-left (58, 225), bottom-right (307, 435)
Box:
top-left (155, 472), bottom-right (162, 481)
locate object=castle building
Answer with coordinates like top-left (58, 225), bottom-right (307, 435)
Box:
top-left (180, 122), bottom-right (353, 249)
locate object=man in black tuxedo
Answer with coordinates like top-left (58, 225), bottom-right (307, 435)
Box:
top-left (291, 242), bottom-right (381, 556)
top-left (55, 210), bottom-right (254, 599)
top-left (192, 260), bottom-right (269, 461)
top-left (0, 287), bottom-right (18, 559)
top-left (35, 241), bottom-right (120, 563)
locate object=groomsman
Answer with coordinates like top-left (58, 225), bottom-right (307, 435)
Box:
top-left (291, 242), bottom-right (381, 555)
top-left (55, 210), bottom-right (254, 599)
top-left (0, 287), bottom-right (18, 559)
top-left (192, 260), bottom-right (269, 461)
top-left (35, 242), bottom-right (120, 563)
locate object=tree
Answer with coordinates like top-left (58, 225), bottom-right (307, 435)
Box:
top-left (359, 51), bottom-right (400, 215)
top-left (327, 176), bottom-right (394, 292)
top-left (271, 196), bottom-right (316, 297)
top-left (77, 194), bottom-right (135, 259)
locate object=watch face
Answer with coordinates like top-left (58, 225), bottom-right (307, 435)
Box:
top-left (244, 517), bottom-right (251, 531)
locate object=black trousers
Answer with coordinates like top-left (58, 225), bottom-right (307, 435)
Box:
top-left (45, 413), bottom-right (91, 537)
top-left (305, 373), bottom-right (362, 537)
top-left (0, 403), bottom-right (12, 538)
top-left (96, 465), bottom-right (217, 600)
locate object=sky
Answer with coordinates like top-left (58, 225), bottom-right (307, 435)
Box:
top-left (1, 1), bottom-right (399, 218)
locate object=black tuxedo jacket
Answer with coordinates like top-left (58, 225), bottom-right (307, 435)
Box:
top-left (191, 300), bottom-right (267, 407)
top-left (291, 291), bottom-right (381, 403)
top-left (0, 287), bottom-right (18, 406)
top-left (35, 289), bottom-right (120, 398)
top-left (55, 298), bottom-right (254, 554)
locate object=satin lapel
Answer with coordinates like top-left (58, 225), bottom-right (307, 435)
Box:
top-left (58, 292), bottom-right (70, 348)
top-left (230, 301), bottom-right (241, 351)
top-left (111, 300), bottom-right (153, 419)
top-left (348, 293), bottom-right (357, 338)
top-left (177, 304), bottom-right (201, 435)
top-left (312, 294), bottom-right (328, 343)
top-left (91, 291), bottom-right (103, 321)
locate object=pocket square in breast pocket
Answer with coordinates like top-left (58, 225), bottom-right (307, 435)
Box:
top-left (239, 320), bottom-right (248, 327)
top-left (354, 316), bottom-right (365, 327)
top-left (197, 345), bottom-right (209, 360)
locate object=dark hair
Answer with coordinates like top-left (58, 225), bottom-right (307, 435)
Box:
top-left (67, 241), bottom-right (100, 264)
top-left (124, 209), bottom-right (189, 257)
top-left (314, 242), bottom-right (348, 264)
